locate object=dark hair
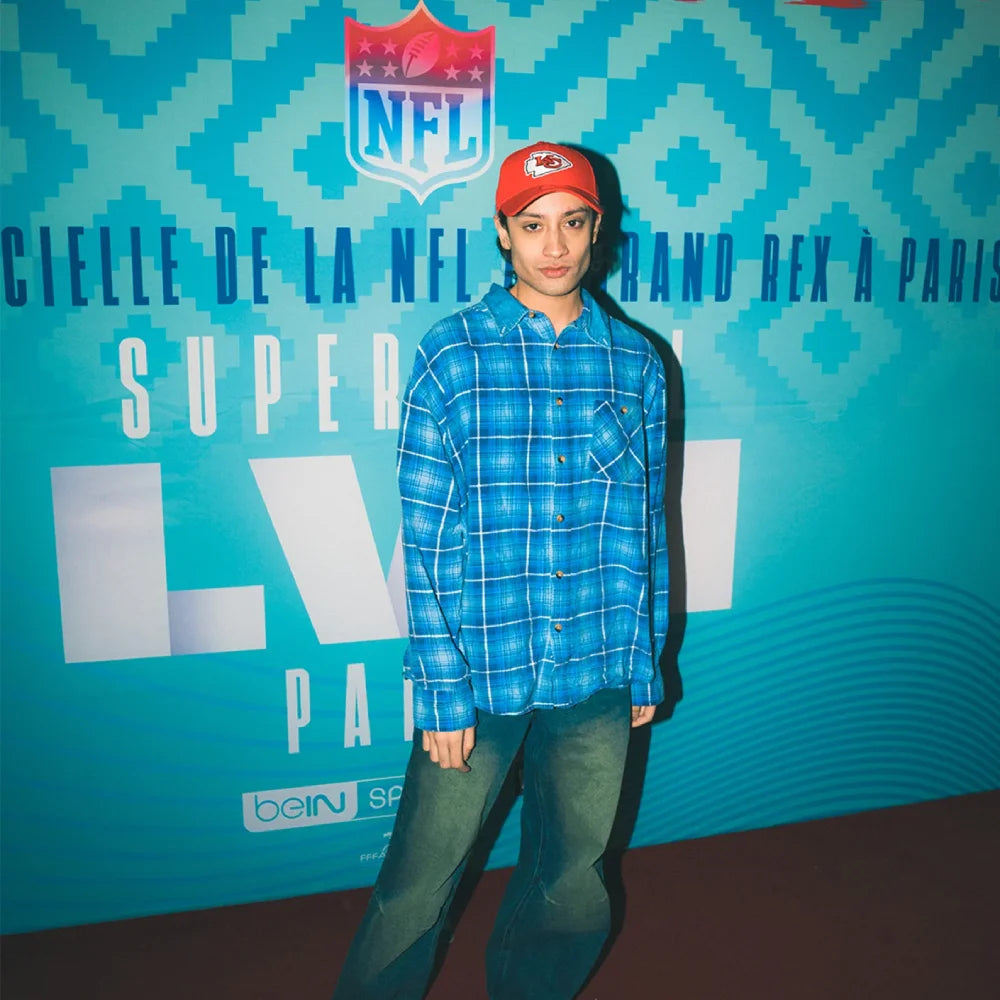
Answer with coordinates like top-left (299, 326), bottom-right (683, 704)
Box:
top-left (495, 207), bottom-right (613, 286)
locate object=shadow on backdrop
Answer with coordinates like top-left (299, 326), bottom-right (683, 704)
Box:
top-left (572, 143), bottom-right (689, 972)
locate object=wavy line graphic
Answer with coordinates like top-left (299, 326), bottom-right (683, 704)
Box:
top-left (628, 578), bottom-right (1000, 846)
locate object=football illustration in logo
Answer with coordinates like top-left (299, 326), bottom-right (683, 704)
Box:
top-left (402, 31), bottom-right (440, 78)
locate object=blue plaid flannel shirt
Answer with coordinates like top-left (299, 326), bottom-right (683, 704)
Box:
top-left (398, 284), bottom-right (669, 732)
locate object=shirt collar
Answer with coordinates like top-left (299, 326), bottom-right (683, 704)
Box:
top-left (482, 283), bottom-right (610, 347)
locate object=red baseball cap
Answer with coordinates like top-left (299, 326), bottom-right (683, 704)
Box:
top-left (495, 141), bottom-right (602, 216)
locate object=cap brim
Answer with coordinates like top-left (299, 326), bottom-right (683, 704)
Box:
top-left (498, 185), bottom-right (603, 217)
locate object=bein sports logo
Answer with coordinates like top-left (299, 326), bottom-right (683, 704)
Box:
top-left (524, 150), bottom-right (573, 179)
top-left (243, 777), bottom-right (404, 832)
top-left (344, 1), bottom-right (495, 202)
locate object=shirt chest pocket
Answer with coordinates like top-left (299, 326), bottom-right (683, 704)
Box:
top-left (588, 399), bottom-right (645, 484)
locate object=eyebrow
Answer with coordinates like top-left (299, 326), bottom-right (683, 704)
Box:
top-left (515, 207), bottom-right (590, 219)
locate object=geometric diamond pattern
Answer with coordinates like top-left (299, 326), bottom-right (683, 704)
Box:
top-left (782, 2), bottom-right (920, 96)
top-left (611, 82), bottom-right (770, 238)
top-left (657, 136), bottom-right (721, 207)
top-left (66, 0), bottom-right (188, 57)
top-left (802, 310), bottom-right (861, 375)
top-left (757, 271), bottom-right (904, 422)
top-left (0, 125), bottom-right (26, 183)
top-left (911, 102), bottom-right (1000, 242)
top-left (955, 150), bottom-right (1000, 217)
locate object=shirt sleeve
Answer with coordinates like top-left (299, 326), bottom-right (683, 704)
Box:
top-left (397, 347), bottom-right (475, 732)
top-left (632, 350), bottom-right (668, 707)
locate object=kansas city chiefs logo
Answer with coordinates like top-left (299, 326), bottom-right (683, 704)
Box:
top-left (524, 150), bottom-right (573, 178)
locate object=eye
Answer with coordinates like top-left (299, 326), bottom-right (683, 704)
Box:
top-left (521, 222), bottom-right (541, 232)
top-left (565, 217), bottom-right (585, 228)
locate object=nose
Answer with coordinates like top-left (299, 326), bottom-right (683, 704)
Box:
top-left (543, 226), bottom-right (568, 258)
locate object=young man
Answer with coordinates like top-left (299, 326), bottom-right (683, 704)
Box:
top-left (333, 141), bottom-right (668, 1000)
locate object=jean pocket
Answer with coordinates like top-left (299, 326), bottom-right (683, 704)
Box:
top-left (588, 399), bottom-right (645, 483)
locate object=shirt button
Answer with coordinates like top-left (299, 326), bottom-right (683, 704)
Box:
top-left (556, 397), bottom-right (563, 406)
top-left (557, 454), bottom-right (566, 463)
top-left (555, 570), bottom-right (564, 578)
top-left (528, 311), bottom-right (536, 318)
top-left (556, 513), bottom-right (564, 522)
top-left (620, 405), bottom-right (629, 414)
top-left (554, 623), bottom-right (563, 632)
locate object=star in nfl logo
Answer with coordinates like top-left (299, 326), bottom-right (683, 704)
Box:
top-left (344, 1), bottom-right (495, 203)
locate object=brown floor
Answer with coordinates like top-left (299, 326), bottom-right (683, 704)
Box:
top-left (2, 791), bottom-right (998, 999)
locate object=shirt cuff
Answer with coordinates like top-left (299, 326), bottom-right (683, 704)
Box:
top-left (630, 674), bottom-right (664, 708)
top-left (412, 681), bottom-right (477, 732)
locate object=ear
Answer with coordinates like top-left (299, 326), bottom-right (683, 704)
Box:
top-left (494, 214), bottom-right (511, 250)
top-left (592, 212), bottom-right (602, 244)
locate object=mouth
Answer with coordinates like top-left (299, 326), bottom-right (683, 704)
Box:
top-left (540, 267), bottom-right (571, 278)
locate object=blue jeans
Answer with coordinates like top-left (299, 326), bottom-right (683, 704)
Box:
top-left (332, 686), bottom-right (633, 1000)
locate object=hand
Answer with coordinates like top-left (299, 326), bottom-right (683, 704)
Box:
top-left (631, 704), bottom-right (655, 728)
top-left (422, 726), bottom-right (477, 771)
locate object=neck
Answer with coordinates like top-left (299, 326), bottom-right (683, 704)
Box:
top-left (510, 283), bottom-right (584, 336)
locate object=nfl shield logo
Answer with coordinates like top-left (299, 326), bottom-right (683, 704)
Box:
top-left (344, 1), bottom-right (495, 203)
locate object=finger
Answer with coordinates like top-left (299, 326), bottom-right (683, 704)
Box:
top-left (426, 731), bottom-right (472, 771)
top-left (432, 733), bottom-right (454, 770)
top-left (421, 731), bottom-right (430, 753)
top-left (444, 734), bottom-right (470, 772)
top-left (448, 735), bottom-right (471, 772)
top-left (631, 705), bottom-right (655, 728)
top-left (462, 727), bottom-right (476, 762)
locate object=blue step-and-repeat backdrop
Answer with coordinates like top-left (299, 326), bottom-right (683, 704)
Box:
top-left (1, 0), bottom-right (998, 933)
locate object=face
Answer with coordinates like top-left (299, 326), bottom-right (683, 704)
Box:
top-left (494, 191), bottom-right (601, 311)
